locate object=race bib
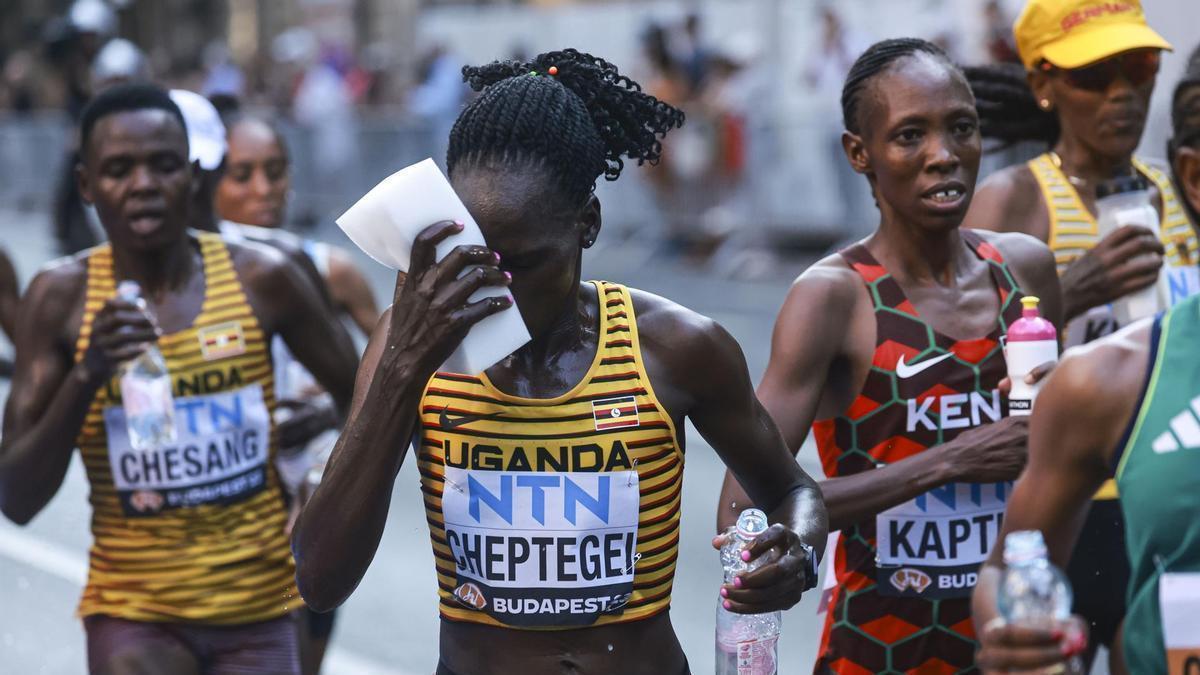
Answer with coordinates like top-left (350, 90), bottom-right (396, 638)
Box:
top-left (875, 481), bottom-right (1011, 598)
top-left (102, 385), bottom-right (270, 517)
top-left (442, 466), bottom-right (640, 627)
top-left (1166, 267), bottom-right (1200, 308)
top-left (1160, 572), bottom-right (1200, 674)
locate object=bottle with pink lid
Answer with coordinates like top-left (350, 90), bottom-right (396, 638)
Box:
top-left (1005, 296), bottom-right (1058, 416)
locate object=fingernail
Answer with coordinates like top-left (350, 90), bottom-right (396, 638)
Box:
top-left (723, 600), bottom-right (731, 610)
top-left (505, 294), bottom-right (514, 304)
top-left (741, 551), bottom-right (751, 561)
top-left (493, 252), bottom-right (501, 263)
top-left (1025, 374), bottom-right (1036, 384)
top-left (503, 271), bottom-right (512, 282)
top-left (453, 220), bottom-right (464, 229)
top-left (720, 588), bottom-right (728, 597)
top-left (733, 577), bottom-right (743, 588)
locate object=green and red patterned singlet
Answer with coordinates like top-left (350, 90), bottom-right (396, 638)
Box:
top-left (813, 230), bottom-right (1025, 674)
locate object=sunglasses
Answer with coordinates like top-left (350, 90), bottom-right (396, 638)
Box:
top-left (1040, 50), bottom-right (1161, 92)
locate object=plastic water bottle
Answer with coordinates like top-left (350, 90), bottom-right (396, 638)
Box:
top-left (997, 530), bottom-right (1084, 673)
top-left (1004, 296), bottom-right (1058, 416)
top-left (116, 281), bottom-right (177, 451)
top-left (1095, 176), bottom-right (1166, 326)
top-left (716, 508), bottom-right (780, 675)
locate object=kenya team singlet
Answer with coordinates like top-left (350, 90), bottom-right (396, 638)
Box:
top-left (418, 282), bottom-right (684, 630)
top-left (74, 232), bottom-right (298, 624)
top-left (813, 231), bottom-right (1024, 674)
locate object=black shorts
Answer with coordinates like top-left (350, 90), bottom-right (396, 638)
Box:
top-left (1066, 498), bottom-right (1129, 647)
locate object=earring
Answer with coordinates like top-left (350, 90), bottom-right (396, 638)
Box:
top-left (1039, 99), bottom-right (1051, 110)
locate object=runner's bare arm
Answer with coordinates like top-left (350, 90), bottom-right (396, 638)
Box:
top-left (973, 328), bottom-right (1146, 670)
top-left (645, 301), bottom-right (827, 613)
top-left (235, 242), bottom-right (358, 414)
top-left (715, 267), bottom-right (859, 532)
top-left (327, 247), bottom-right (381, 335)
top-left (293, 222), bottom-right (510, 612)
top-left (0, 264), bottom-right (156, 524)
top-left (0, 248), bottom-right (18, 340)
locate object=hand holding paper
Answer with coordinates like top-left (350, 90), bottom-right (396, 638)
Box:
top-left (337, 159), bottom-right (531, 374)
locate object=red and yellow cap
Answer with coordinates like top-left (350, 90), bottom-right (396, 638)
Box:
top-left (1014, 0), bottom-right (1171, 70)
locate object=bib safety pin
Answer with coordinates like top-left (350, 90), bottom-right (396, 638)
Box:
top-left (627, 459), bottom-right (639, 487)
top-left (623, 552), bottom-right (642, 576)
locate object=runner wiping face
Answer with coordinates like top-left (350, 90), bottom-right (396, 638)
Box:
top-left (845, 52), bottom-right (982, 234)
top-left (77, 109), bottom-right (193, 252)
top-left (451, 163), bottom-right (601, 339)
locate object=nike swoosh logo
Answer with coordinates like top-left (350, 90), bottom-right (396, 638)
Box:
top-left (439, 407), bottom-right (501, 430)
top-left (895, 352), bottom-right (954, 379)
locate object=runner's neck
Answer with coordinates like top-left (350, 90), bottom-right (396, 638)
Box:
top-left (868, 223), bottom-right (972, 287)
top-left (1052, 137), bottom-right (1136, 188)
top-left (503, 282), bottom-right (596, 372)
top-left (109, 232), bottom-right (198, 300)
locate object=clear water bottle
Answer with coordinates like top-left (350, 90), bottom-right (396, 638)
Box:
top-left (1095, 176), bottom-right (1166, 325)
top-left (716, 508), bottom-right (781, 675)
top-left (117, 281), bottom-right (177, 451)
top-left (997, 530), bottom-right (1084, 673)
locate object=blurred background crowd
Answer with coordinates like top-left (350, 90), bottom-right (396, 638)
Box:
top-left (14, 0), bottom-right (1193, 280)
top-left (0, 0), bottom-right (1194, 269)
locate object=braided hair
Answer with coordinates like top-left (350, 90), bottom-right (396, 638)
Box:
top-left (1169, 44), bottom-right (1200, 224)
top-left (447, 49), bottom-right (685, 206)
top-left (966, 62), bottom-right (1059, 149)
top-left (841, 38), bottom-right (958, 135)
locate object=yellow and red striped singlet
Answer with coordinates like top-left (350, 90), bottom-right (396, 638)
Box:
top-left (418, 281), bottom-right (684, 629)
top-left (74, 232), bottom-right (299, 624)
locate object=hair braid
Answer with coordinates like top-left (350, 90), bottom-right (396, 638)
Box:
top-left (448, 48), bottom-right (684, 204)
top-left (966, 62), bottom-right (1059, 149)
top-left (841, 38), bottom-right (957, 134)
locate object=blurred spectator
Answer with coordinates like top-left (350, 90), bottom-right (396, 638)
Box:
top-left (53, 36), bottom-right (150, 255)
top-left (202, 41), bottom-right (245, 100)
top-left (408, 43), bottom-right (465, 168)
top-left (673, 13), bottom-right (712, 96)
top-left (1, 50), bottom-right (38, 113)
top-left (90, 38), bottom-right (149, 92)
top-left (983, 0), bottom-right (1021, 64)
top-left (804, 4), bottom-right (873, 239)
top-left (292, 36), bottom-right (358, 215)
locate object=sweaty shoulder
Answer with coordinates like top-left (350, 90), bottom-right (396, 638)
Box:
top-left (627, 287), bottom-right (729, 363)
top-left (1044, 319), bottom-right (1153, 462)
top-left (23, 254), bottom-right (89, 343)
top-left (964, 163), bottom-right (1046, 238)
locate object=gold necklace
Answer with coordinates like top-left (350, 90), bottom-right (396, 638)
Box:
top-left (1048, 151), bottom-right (1137, 189)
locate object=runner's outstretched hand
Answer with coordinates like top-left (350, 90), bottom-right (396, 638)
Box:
top-left (382, 221), bottom-right (512, 378)
top-left (715, 523), bottom-right (816, 613)
top-left (976, 616), bottom-right (1088, 674)
top-left (943, 416), bottom-right (1030, 483)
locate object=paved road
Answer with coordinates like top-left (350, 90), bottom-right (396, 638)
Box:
top-left (0, 209), bottom-right (833, 674)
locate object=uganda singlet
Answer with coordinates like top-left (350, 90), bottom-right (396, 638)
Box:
top-left (75, 232), bottom-right (298, 624)
top-left (418, 282), bottom-right (683, 629)
top-left (813, 231), bottom-right (1024, 674)
top-left (1116, 295), bottom-right (1200, 675)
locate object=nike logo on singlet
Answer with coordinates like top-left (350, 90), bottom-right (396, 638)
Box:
top-left (895, 353), bottom-right (954, 379)
top-left (439, 407), bottom-right (501, 430)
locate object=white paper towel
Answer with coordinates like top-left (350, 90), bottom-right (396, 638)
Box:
top-left (336, 158), bottom-right (531, 374)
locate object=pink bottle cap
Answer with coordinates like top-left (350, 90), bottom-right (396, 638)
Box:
top-left (1007, 296), bottom-right (1057, 342)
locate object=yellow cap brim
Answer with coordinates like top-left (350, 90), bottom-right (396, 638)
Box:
top-left (1041, 22), bottom-right (1172, 69)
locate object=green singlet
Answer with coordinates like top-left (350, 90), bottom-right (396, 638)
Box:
top-left (1116, 293), bottom-right (1200, 675)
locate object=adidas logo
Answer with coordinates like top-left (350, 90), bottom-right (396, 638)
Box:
top-left (1151, 395), bottom-right (1200, 453)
